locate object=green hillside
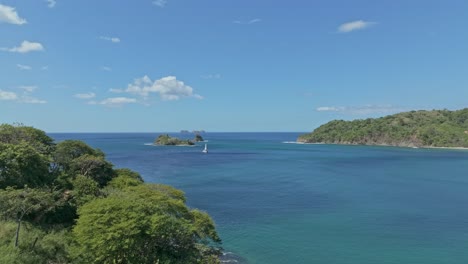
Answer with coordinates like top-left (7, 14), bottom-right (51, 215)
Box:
top-left (298, 109), bottom-right (468, 148)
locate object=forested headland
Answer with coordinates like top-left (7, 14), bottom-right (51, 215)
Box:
top-left (0, 124), bottom-right (221, 264)
top-left (298, 109), bottom-right (468, 148)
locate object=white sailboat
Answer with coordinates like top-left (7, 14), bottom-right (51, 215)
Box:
top-left (202, 144), bottom-right (208, 153)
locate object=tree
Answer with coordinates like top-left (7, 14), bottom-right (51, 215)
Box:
top-left (0, 221), bottom-right (72, 264)
top-left (114, 168), bottom-right (144, 182)
top-left (0, 124), bottom-right (55, 156)
top-left (71, 175), bottom-right (101, 206)
top-left (53, 140), bottom-right (104, 172)
top-left (70, 155), bottom-right (115, 187)
top-left (107, 168), bottom-right (144, 190)
top-left (73, 184), bottom-right (221, 264)
top-left (0, 142), bottom-right (51, 189)
top-left (0, 187), bottom-right (55, 247)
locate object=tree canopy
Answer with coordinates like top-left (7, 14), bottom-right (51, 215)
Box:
top-left (0, 124), bottom-right (222, 263)
top-left (74, 184), bottom-right (221, 264)
top-left (298, 108), bottom-right (468, 148)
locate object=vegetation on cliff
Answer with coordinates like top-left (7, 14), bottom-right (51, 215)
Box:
top-left (154, 134), bottom-right (195, 146)
top-left (0, 124), bottom-right (221, 263)
top-left (154, 133), bottom-right (205, 145)
top-left (298, 109), bottom-right (468, 148)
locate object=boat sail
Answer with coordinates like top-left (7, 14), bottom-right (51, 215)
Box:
top-left (202, 144), bottom-right (208, 153)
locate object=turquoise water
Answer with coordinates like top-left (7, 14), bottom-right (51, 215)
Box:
top-left (50, 133), bottom-right (468, 264)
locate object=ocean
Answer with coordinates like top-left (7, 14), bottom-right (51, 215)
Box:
top-left (50, 132), bottom-right (468, 264)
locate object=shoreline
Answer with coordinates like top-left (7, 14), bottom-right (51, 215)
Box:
top-left (293, 141), bottom-right (468, 151)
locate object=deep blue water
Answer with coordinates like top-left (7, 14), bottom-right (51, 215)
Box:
top-left (50, 132), bottom-right (468, 264)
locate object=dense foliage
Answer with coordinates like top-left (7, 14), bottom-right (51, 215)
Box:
top-left (298, 108), bottom-right (468, 148)
top-left (0, 124), bottom-right (221, 263)
top-left (155, 134), bottom-right (195, 146)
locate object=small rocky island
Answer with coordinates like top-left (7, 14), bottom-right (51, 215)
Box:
top-left (194, 134), bottom-right (204, 142)
top-left (298, 108), bottom-right (468, 148)
top-left (154, 134), bottom-right (205, 146)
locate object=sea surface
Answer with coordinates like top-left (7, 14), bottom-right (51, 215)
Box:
top-left (50, 132), bottom-right (468, 264)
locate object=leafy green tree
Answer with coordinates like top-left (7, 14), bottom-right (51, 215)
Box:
top-left (0, 187), bottom-right (55, 247)
top-left (0, 142), bottom-right (51, 189)
top-left (0, 124), bottom-right (55, 155)
top-left (73, 184), bottom-right (221, 264)
top-left (114, 168), bottom-right (144, 182)
top-left (0, 221), bottom-right (72, 264)
top-left (107, 175), bottom-right (143, 190)
top-left (70, 154), bottom-right (115, 187)
top-left (107, 168), bottom-right (144, 190)
top-left (53, 140), bottom-right (104, 172)
top-left (71, 175), bottom-right (101, 206)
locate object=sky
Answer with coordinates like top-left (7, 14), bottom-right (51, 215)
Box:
top-left (1, 0), bottom-right (467, 132)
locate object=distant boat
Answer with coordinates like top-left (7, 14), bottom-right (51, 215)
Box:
top-left (202, 144), bottom-right (208, 153)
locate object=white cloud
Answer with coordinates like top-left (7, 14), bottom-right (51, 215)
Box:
top-left (99, 97), bottom-right (137, 106)
top-left (317, 106), bottom-right (340, 112)
top-left (74, 92), bottom-right (96, 99)
top-left (0, 4), bottom-right (27, 25)
top-left (1, 41), bottom-right (44, 53)
top-left (153, 0), bottom-right (167, 7)
top-left (338, 20), bottom-right (375, 33)
top-left (233, 18), bottom-right (262, 25)
top-left (99, 36), bottom-right (120, 43)
top-left (17, 64), bottom-right (32, 70)
top-left (46, 0), bottom-right (56, 8)
top-left (248, 18), bottom-right (261, 24)
top-left (21, 97), bottom-right (47, 104)
top-left (316, 105), bottom-right (406, 115)
top-left (109, 88), bottom-right (124, 93)
top-left (19, 86), bottom-right (37, 92)
top-left (0, 90), bottom-right (18, 100)
top-left (19, 86), bottom-right (46, 104)
top-left (201, 74), bottom-right (221, 79)
top-left (124, 75), bottom-right (202, 101)
top-left (101, 66), bottom-right (112, 71)
top-left (0, 86), bottom-right (46, 103)
top-left (41, 66), bottom-right (48, 70)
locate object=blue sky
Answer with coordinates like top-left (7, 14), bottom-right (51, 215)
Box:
top-left (1, 0), bottom-right (467, 132)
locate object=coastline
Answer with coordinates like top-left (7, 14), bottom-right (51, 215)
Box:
top-left (293, 141), bottom-right (468, 151)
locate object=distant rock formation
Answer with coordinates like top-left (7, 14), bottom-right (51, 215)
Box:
top-left (194, 134), bottom-right (204, 142)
